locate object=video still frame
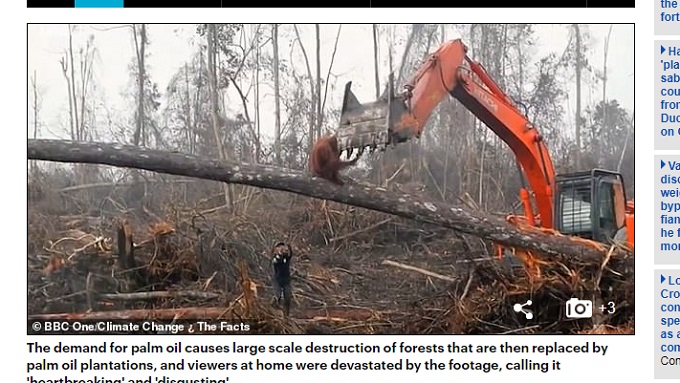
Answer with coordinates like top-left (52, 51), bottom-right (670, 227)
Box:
top-left (27, 23), bottom-right (634, 335)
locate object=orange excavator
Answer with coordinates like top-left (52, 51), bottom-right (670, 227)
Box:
top-left (333, 38), bottom-right (634, 249)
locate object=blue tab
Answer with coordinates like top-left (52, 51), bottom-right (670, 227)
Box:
top-left (75, 0), bottom-right (123, 6)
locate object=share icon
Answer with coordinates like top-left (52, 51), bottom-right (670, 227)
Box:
top-left (513, 300), bottom-right (533, 320)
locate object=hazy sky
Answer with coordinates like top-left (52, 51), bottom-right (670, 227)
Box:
top-left (27, 24), bottom-right (634, 142)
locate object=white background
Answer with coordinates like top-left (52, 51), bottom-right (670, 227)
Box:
top-left (13, 7), bottom-right (649, 383)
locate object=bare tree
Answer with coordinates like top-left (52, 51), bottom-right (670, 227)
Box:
top-left (292, 25), bottom-right (316, 151)
top-left (30, 71), bottom-right (41, 173)
top-left (183, 63), bottom-right (195, 154)
top-left (315, 24), bottom-right (322, 139)
top-left (254, 25), bottom-right (261, 163)
top-left (573, 24), bottom-right (583, 170)
top-left (58, 26), bottom-right (97, 185)
top-left (219, 25), bottom-right (261, 161)
top-left (68, 25), bottom-right (79, 138)
top-left (320, 25), bottom-right (342, 129)
top-left (31, 71), bottom-right (40, 141)
top-left (600, 24), bottom-right (614, 150)
top-left (207, 24), bottom-right (233, 209)
top-left (273, 24), bottom-right (282, 165)
top-left (59, 28), bottom-right (75, 141)
top-left (601, 25), bottom-right (613, 105)
top-left (372, 24), bottom-right (380, 99)
top-left (165, 52), bottom-right (207, 155)
top-left (131, 24), bottom-right (147, 146)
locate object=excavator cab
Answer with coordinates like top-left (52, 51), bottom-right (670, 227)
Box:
top-left (553, 169), bottom-right (629, 244)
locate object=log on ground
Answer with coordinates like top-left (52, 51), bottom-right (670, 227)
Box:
top-left (28, 138), bottom-right (633, 265)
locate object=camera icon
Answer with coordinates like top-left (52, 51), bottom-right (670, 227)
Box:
top-left (565, 298), bottom-right (592, 318)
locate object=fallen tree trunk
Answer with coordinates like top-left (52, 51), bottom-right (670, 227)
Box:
top-left (28, 139), bottom-right (633, 264)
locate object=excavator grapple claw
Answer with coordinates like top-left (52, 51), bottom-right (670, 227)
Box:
top-left (336, 73), bottom-right (416, 154)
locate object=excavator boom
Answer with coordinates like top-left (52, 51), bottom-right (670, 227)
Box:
top-left (338, 39), bottom-right (556, 227)
top-left (337, 38), bottom-right (633, 248)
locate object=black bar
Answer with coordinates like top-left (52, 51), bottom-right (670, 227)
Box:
top-left (587, 0), bottom-right (633, 7)
top-left (298, 0), bottom-right (367, 5)
top-left (371, 0), bottom-right (587, 6)
top-left (216, 0), bottom-right (371, 5)
top-left (27, 0), bottom-right (74, 7)
top-left (370, 0), bottom-right (632, 6)
top-left (120, 0), bottom-right (372, 6)
top-left (124, 0), bottom-right (220, 6)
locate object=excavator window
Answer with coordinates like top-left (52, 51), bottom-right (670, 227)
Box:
top-left (557, 183), bottom-right (592, 237)
top-left (596, 180), bottom-right (618, 241)
top-left (613, 181), bottom-right (626, 228)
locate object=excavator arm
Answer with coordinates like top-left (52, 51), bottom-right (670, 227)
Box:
top-left (338, 39), bottom-right (556, 228)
